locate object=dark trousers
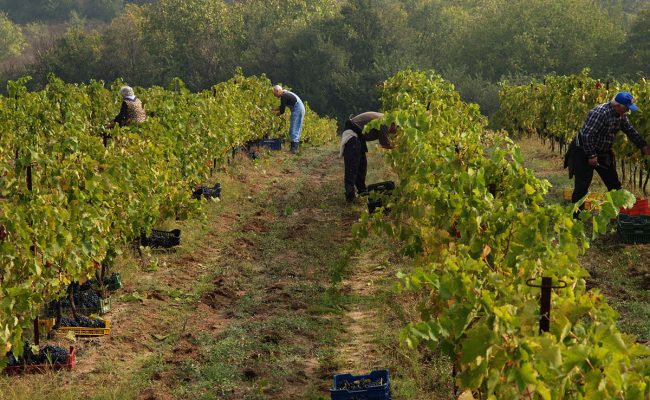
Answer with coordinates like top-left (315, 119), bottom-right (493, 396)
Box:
top-left (571, 147), bottom-right (621, 203)
top-left (343, 136), bottom-right (367, 201)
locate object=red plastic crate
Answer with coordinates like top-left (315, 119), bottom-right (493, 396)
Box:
top-left (4, 346), bottom-right (75, 375)
top-left (620, 198), bottom-right (650, 216)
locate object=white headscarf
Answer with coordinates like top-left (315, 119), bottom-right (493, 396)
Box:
top-left (339, 129), bottom-right (358, 158)
top-left (120, 86), bottom-right (135, 100)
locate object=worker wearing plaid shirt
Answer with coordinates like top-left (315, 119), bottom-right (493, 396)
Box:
top-left (570, 91), bottom-right (650, 203)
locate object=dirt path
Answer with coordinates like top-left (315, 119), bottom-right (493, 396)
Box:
top-left (337, 249), bottom-right (392, 374)
top-left (1, 142), bottom-right (459, 400)
top-left (0, 144), bottom-right (379, 400)
top-left (126, 146), bottom-right (359, 399)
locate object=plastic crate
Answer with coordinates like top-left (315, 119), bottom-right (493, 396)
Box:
top-left (367, 181), bottom-right (395, 194)
top-left (232, 145), bottom-right (259, 160)
top-left (331, 369), bottom-right (391, 400)
top-left (43, 297), bottom-right (112, 317)
top-left (620, 197), bottom-right (650, 216)
top-left (368, 198), bottom-right (390, 214)
top-left (4, 346), bottom-right (75, 375)
top-left (367, 181), bottom-right (394, 214)
top-left (38, 318), bottom-right (56, 335)
top-left (106, 273), bottom-right (123, 291)
top-left (140, 228), bottom-right (181, 249)
top-left (57, 319), bottom-right (111, 337)
top-left (249, 138), bottom-right (283, 151)
top-left (192, 183), bottom-right (222, 200)
top-left (618, 215), bottom-right (650, 244)
top-left (80, 273), bottom-right (122, 292)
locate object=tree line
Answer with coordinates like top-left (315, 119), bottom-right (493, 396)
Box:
top-left (0, 0), bottom-right (649, 119)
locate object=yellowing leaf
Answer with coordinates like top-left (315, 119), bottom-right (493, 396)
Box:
top-left (480, 244), bottom-right (491, 260)
top-left (524, 184), bottom-right (536, 195)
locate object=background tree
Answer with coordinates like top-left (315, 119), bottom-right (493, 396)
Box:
top-left (34, 20), bottom-right (103, 83)
top-left (446, 0), bottom-right (619, 81)
top-left (0, 12), bottom-right (25, 60)
top-left (99, 4), bottom-right (151, 85)
top-left (621, 7), bottom-right (650, 79)
top-left (0, 0), bottom-right (648, 118)
top-left (0, 0), bottom-right (124, 22)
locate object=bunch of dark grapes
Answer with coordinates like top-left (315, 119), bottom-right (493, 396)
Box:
top-left (79, 279), bottom-right (95, 291)
top-left (49, 287), bottom-right (103, 312)
top-left (4, 342), bottom-right (69, 366)
top-left (58, 297), bottom-right (72, 308)
top-left (78, 289), bottom-right (101, 309)
top-left (338, 378), bottom-right (385, 391)
top-left (6, 353), bottom-right (19, 367)
top-left (60, 316), bottom-right (106, 328)
top-left (40, 345), bottom-right (69, 364)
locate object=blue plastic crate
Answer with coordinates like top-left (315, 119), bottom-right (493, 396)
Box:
top-left (331, 369), bottom-right (391, 400)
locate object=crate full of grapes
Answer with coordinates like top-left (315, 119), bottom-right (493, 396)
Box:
top-left (44, 297), bottom-right (112, 317)
top-left (4, 345), bottom-right (75, 375)
top-left (140, 228), bottom-right (181, 249)
top-left (331, 369), bottom-right (391, 400)
top-left (57, 317), bottom-right (111, 336)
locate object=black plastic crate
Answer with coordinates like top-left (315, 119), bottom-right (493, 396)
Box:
top-left (248, 138), bottom-right (283, 151)
top-left (368, 198), bottom-right (390, 214)
top-left (618, 215), bottom-right (650, 244)
top-left (367, 181), bottom-right (395, 194)
top-left (367, 181), bottom-right (394, 214)
top-left (331, 369), bottom-right (391, 400)
top-left (618, 214), bottom-right (650, 225)
top-left (231, 145), bottom-right (258, 160)
top-left (192, 183), bottom-right (221, 200)
top-left (140, 228), bottom-right (181, 248)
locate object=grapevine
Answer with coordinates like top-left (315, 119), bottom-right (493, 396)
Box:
top-left (0, 71), bottom-right (336, 362)
top-left (358, 70), bottom-right (650, 399)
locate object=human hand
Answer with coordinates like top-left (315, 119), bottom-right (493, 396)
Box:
top-left (588, 156), bottom-right (599, 167)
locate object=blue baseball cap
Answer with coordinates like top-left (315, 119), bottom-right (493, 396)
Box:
top-left (615, 92), bottom-right (639, 112)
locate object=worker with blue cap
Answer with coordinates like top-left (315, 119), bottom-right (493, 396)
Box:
top-left (565, 91), bottom-right (650, 205)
